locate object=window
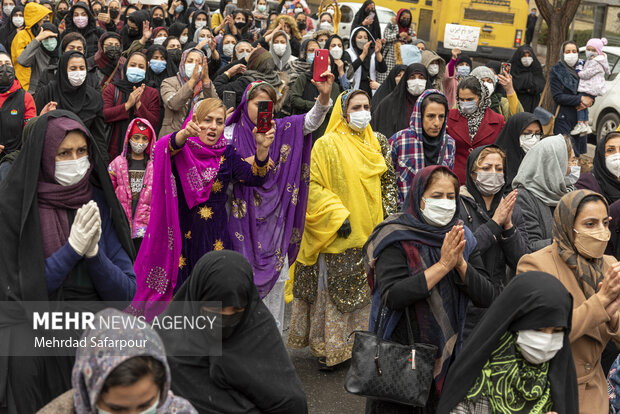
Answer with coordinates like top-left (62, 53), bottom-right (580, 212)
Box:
top-left (340, 5), bottom-right (353, 23)
top-left (608, 53), bottom-right (620, 81)
top-left (377, 9), bottom-right (396, 24)
top-left (463, 8), bottom-right (514, 24)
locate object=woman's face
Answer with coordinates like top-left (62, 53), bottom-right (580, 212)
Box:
top-left (155, 30), bottom-right (168, 39)
top-left (73, 6), bottom-right (87, 18)
top-left (180, 27), bottom-right (188, 37)
top-left (522, 50), bottom-right (531, 58)
top-left (317, 34), bottom-right (328, 44)
top-left (306, 41), bottom-right (318, 58)
top-left (273, 34), bottom-right (286, 45)
top-left (166, 39), bottom-right (181, 50)
top-left (185, 51), bottom-right (202, 65)
top-left (257, 0), bottom-right (266, 6)
top-left (416, 41), bottom-right (425, 51)
top-left (234, 12), bottom-right (246, 25)
top-left (329, 38), bottom-right (342, 50)
top-left (67, 56), bottom-right (86, 73)
top-left (573, 199), bottom-right (610, 235)
top-left (247, 90), bottom-right (272, 125)
top-left (320, 14), bottom-right (332, 24)
top-left (456, 62), bottom-right (470, 69)
top-left (564, 43), bottom-right (578, 54)
top-left (194, 13), bottom-right (207, 25)
top-left (355, 30), bottom-right (368, 43)
top-left (55, 131), bottom-right (88, 162)
top-left (605, 136), bottom-right (620, 158)
top-left (567, 148), bottom-right (577, 175)
top-left (65, 40), bottom-right (85, 54)
top-left (394, 70), bottom-right (405, 84)
top-left (345, 93), bottom-right (370, 123)
top-left (198, 107), bottom-right (226, 146)
top-left (458, 88), bottom-right (479, 106)
top-left (197, 28), bottom-right (210, 41)
top-left (472, 152), bottom-right (503, 181)
top-left (96, 376), bottom-right (159, 413)
top-left (222, 34), bottom-right (236, 45)
top-left (103, 37), bottom-right (120, 50)
top-left (3, 0), bottom-right (15, 7)
top-left (409, 72), bottom-right (426, 81)
top-left (108, 1), bottom-right (119, 15)
top-left (522, 121), bottom-right (542, 135)
top-left (236, 42), bottom-right (252, 56)
top-left (0, 54), bottom-right (11, 67)
top-left (151, 50), bottom-right (165, 61)
top-left (152, 8), bottom-right (164, 20)
top-left (282, 22), bottom-right (291, 34)
top-left (422, 101), bottom-right (446, 138)
top-left (295, 13), bottom-right (305, 25)
top-left (92, 3), bottom-right (101, 15)
top-left (537, 327), bottom-right (564, 334)
top-left (420, 175), bottom-right (456, 210)
top-left (127, 54), bottom-right (147, 70)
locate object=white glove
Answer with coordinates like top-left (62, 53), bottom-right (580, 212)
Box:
top-left (67, 201), bottom-right (100, 257)
top-left (83, 201), bottom-right (102, 258)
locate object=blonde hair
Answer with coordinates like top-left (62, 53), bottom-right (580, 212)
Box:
top-left (268, 15), bottom-right (302, 40)
top-left (194, 98), bottom-right (226, 123)
top-left (473, 146), bottom-right (506, 173)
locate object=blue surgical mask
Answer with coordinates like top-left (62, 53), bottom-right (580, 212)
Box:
top-left (41, 37), bottom-right (57, 51)
top-left (586, 50), bottom-right (597, 59)
top-left (126, 67), bottom-right (146, 83)
top-left (459, 100), bottom-right (477, 115)
top-left (456, 65), bottom-right (470, 76)
top-left (150, 59), bottom-right (167, 74)
top-left (307, 52), bottom-right (314, 64)
top-left (175, 4), bottom-right (184, 13)
top-left (194, 0), bottom-right (204, 4)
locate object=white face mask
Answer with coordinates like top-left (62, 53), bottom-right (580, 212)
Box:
top-left (179, 35), bottom-right (188, 44)
top-left (516, 330), bottom-right (564, 365)
top-left (55, 156), bottom-right (90, 186)
top-left (330, 46), bottom-right (343, 60)
top-left (348, 110), bottom-right (371, 131)
top-left (475, 171), bottom-right (504, 196)
top-left (272, 43), bottom-right (287, 57)
top-left (195, 20), bottom-right (207, 29)
top-left (519, 133), bottom-right (541, 153)
top-left (67, 70), bottom-right (87, 87)
top-left (564, 52), bottom-right (579, 67)
top-left (521, 56), bottom-right (534, 67)
top-left (12, 15), bottom-right (23, 27)
top-left (3, 5), bottom-right (14, 15)
top-left (73, 15), bottom-right (89, 28)
top-left (237, 51), bottom-right (249, 60)
top-left (98, 397), bottom-right (159, 414)
top-left (406, 79), bottom-right (426, 96)
top-left (153, 36), bottom-right (166, 45)
top-left (421, 198), bottom-right (456, 227)
top-left (184, 63), bottom-right (201, 77)
top-left (319, 22), bottom-right (333, 31)
top-left (606, 153), bottom-right (620, 177)
top-left (483, 81), bottom-right (494, 96)
top-left (565, 165), bottom-right (581, 186)
top-left (130, 140), bottom-right (148, 154)
top-left (427, 63), bottom-right (439, 76)
top-left (222, 43), bottom-right (235, 57)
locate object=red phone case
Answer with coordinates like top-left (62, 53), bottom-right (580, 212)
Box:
top-left (501, 62), bottom-right (511, 75)
top-left (257, 101), bottom-right (273, 133)
top-left (313, 49), bottom-right (329, 83)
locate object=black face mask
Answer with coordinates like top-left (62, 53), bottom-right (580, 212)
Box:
top-left (0, 64), bottom-right (15, 86)
top-left (92, 8), bottom-right (101, 15)
top-left (297, 21), bottom-right (306, 31)
top-left (168, 48), bottom-right (182, 64)
top-left (234, 21), bottom-right (245, 30)
top-left (152, 17), bottom-right (164, 27)
top-left (128, 27), bottom-right (139, 36)
top-left (104, 45), bottom-right (121, 61)
top-left (202, 310), bottom-right (245, 340)
top-left (109, 9), bottom-right (119, 19)
top-left (31, 22), bottom-right (41, 36)
top-left (400, 19), bottom-right (410, 27)
top-left (56, 10), bottom-right (68, 20)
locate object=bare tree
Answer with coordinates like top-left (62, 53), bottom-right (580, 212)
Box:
top-left (237, 0), bottom-right (254, 12)
top-left (535, 0), bottom-right (582, 108)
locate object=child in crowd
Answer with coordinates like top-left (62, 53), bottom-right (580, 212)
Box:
top-left (571, 37), bottom-right (610, 136)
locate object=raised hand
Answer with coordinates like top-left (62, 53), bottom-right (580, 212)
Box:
top-left (492, 190), bottom-right (517, 228)
top-left (201, 59), bottom-right (210, 83)
top-left (439, 225), bottom-right (466, 271)
top-left (598, 262), bottom-right (620, 315)
top-left (142, 21), bottom-right (152, 41)
top-left (40, 101), bottom-right (58, 115)
top-left (310, 71), bottom-right (335, 100)
top-left (253, 120), bottom-right (275, 161)
top-left (451, 47), bottom-right (461, 59)
top-left (178, 114), bottom-right (201, 145)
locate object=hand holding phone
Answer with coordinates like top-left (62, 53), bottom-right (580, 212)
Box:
top-left (313, 49), bottom-right (330, 82)
top-left (501, 62), bottom-right (511, 76)
top-left (256, 101), bottom-right (273, 133)
top-left (223, 91), bottom-right (236, 110)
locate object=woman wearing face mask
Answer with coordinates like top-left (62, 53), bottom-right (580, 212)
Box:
top-left (167, 0), bottom-right (189, 25)
top-left (103, 51), bottom-right (161, 159)
top-left (93, 31), bottom-right (125, 90)
top-left (509, 45), bottom-right (545, 113)
top-left (269, 30), bottom-right (297, 74)
top-left (152, 27), bottom-right (169, 45)
top-left (217, 33), bottom-right (237, 67)
top-left (443, 48), bottom-right (472, 109)
top-left (458, 145), bottom-right (529, 340)
top-left (156, 251), bottom-right (307, 413)
top-left (316, 11), bottom-right (334, 34)
top-left (0, 5), bottom-right (24, 51)
top-left (61, 2), bottom-right (104, 58)
top-left (107, 118), bottom-right (156, 253)
top-left (517, 189), bottom-right (620, 414)
top-left (373, 63), bottom-right (430, 140)
top-left (289, 89), bottom-right (391, 369)
top-left (471, 65), bottom-right (523, 122)
top-left (447, 76), bottom-right (505, 184)
top-left (145, 44), bottom-right (177, 90)
top-left (287, 38), bottom-right (317, 86)
top-left (351, 0), bottom-right (380, 40)
top-left (438, 271), bottom-right (578, 413)
top-left (363, 165), bottom-right (495, 412)
top-left (160, 47), bottom-right (216, 137)
top-left (169, 22), bottom-right (189, 47)
top-left (377, 8), bottom-right (415, 84)
top-left (120, 9), bottom-right (150, 55)
top-left (317, 0), bottom-right (340, 34)
top-left (252, 0), bottom-right (269, 31)
top-left (513, 134), bottom-right (575, 252)
top-left (371, 63), bottom-right (405, 107)
top-left (14, 20), bottom-right (57, 96)
top-left (129, 98), bottom-right (274, 318)
top-left (187, 9), bottom-right (208, 42)
top-left (264, 14), bottom-right (301, 57)
top-left (190, 28), bottom-right (222, 79)
top-left (346, 26), bottom-right (386, 95)
top-left (421, 49), bottom-right (446, 92)
top-left (0, 111), bottom-right (136, 413)
top-left (36, 51), bottom-right (108, 156)
top-left (576, 131), bottom-right (620, 259)
top-left (38, 309), bottom-right (198, 414)
top-left (494, 112), bottom-right (543, 188)
top-left (0, 0), bottom-right (17, 25)
top-left (214, 40), bottom-right (251, 79)
top-left (325, 34), bottom-right (353, 91)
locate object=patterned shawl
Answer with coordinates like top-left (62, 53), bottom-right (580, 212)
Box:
top-left (456, 76), bottom-right (491, 141)
top-left (553, 189), bottom-right (609, 298)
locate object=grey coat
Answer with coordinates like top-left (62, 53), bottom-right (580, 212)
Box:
top-left (16, 38), bottom-right (49, 96)
top-left (514, 187), bottom-right (554, 253)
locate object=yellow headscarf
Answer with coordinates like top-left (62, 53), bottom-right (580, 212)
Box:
top-left (318, 0), bottom-right (340, 34)
top-left (296, 91), bottom-right (387, 266)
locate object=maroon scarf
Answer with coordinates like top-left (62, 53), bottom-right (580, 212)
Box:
top-left (37, 118), bottom-right (93, 258)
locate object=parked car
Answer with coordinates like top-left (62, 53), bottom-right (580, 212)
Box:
top-left (579, 46), bottom-right (620, 142)
top-left (311, 2), bottom-right (396, 44)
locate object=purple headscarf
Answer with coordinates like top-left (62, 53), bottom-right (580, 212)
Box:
top-left (128, 106), bottom-right (226, 320)
top-left (226, 81), bottom-right (312, 297)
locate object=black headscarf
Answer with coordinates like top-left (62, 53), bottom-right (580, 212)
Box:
top-left (485, 61), bottom-right (506, 97)
top-left (465, 144), bottom-right (509, 217)
top-left (63, 2), bottom-right (96, 36)
top-left (0, 5), bottom-right (23, 51)
top-left (494, 112), bottom-right (540, 188)
top-left (372, 63), bottom-right (406, 106)
top-left (120, 9), bottom-right (149, 49)
top-left (351, 0), bottom-right (380, 40)
top-left (509, 45), bottom-right (545, 110)
top-left (150, 5), bottom-right (166, 28)
top-left (436, 271), bottom-right (578, 413)
top-left (158, 250), bottom-right (308, 414)
top-left (37, 51), bottom-right (103, 121)
top-left (593, 132), bottom-right (620, 203)
top-left (145, 44), bottom-right (177, 89)
top-left (188, 9), bottom-right (208, 40)
top-left (40, 22), bottom-right (59, 58)
top-left (559, 40), bottom-right (579, 80)
top-left (168, 21), bottom-right (188, 47)
top-left (372, 63), bottom-right (429, 138)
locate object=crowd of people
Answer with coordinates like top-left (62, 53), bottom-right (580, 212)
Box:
top-left (0, 0), bottom-right (619, 412)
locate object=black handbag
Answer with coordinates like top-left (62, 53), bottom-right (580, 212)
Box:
top-left (344, 302), bottom-right (438, 407)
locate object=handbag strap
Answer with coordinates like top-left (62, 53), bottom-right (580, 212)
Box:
top-left (375, 292), bottom-right (415, 346)
top-left (538, 82), bottom-right (548, 107)
top-left (102, 59), bottom-right (121, 93)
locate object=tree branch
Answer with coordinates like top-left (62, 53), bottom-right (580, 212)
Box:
top-left (535, 0), bottom-right (553, 23)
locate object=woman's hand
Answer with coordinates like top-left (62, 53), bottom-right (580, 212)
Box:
top-left (374, 39), bottom-right (383, 54)
top-left (492, 190), bottom-right (517, 229)
top-left (201, 60), bottom-right (210, 84)
top-left (334, 59), bottom-right (345, 76)
top-left (597, 262), bottom-right (620, 314)
top-left (451, 47), bottom-right (461, 60)
top-left (125, 85), bottom-right (145, 111)
top-left (40, 101), bottom-right (58, 115)
top-left (369, 80), bottom-right (380, 90)
top-left (438, 225), bottom-right (466, 272)
top-left (362, 16), bottom-right (373, 26)
top-left (311, 72), bottom-right (335, 105)
top-left (581, 95), bottom-right (594, 108)
top-left (188, 62), bottom-right (201, 88)
top-left (227, 63), bottom-right (247, 77)
top-left (252, 120), bottom-right (275, 161)
top-left (176, 114), bottom-right (201, 146)
top-left (360, 40), bottom-right (371, 61)
top-left (35, 28), bottom-right (57, 42)
top-left (140, 21), bottom-right (152, 44)
top-left (498, 73), bottom-right (515, 95)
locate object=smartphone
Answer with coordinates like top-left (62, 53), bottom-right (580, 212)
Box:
top-left (257, 101), bottom-right (273, 133)
top-left (368, 11), bottom-right (375, 21)
top-left (313, 49), bottom-right (329, 82)
top-left (101, 5), bottom-right (108, 13)
top-left (223, 91), bottom-right (236, 110)
top-left (501, 62), bottom-right (511, 76)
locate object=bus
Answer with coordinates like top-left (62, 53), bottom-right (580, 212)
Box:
top-left (373, 0), bottom-right (530, 61)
